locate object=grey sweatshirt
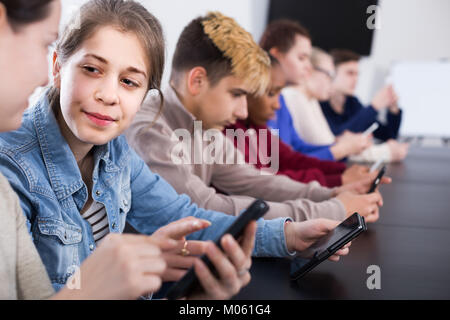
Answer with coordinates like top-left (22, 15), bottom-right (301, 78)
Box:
top-left (0, 173), bottom-right (54, 299)
top-left (125, 86), bottom-right (346, 222)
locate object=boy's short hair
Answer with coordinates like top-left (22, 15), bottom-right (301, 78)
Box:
top-left (171, 12), bottom-right (270, 95)
top-left (330, 49), bottom-right (361, 67)
top-left (260, 19), bottom-right (311, 53)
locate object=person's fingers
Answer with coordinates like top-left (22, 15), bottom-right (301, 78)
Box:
top-left (380, 176), bottom-right (392, 185)
top-left (148, 236), bottom-right (179, 251)
top-left (367, 192), bottom-right (382, 204)
top-left (366, 210), bottom-right (380, 223)
top-left (328, 255), bottom-right (340, 262)
top-left (162, 267), bottom-right (188, 282)
top-left (315, 219), bottom-right (340, 233)
top-left (136, 275), bottom-right (163, 297)
top-left (204, 242), bottom-right (240, 293)
top-left (335, 247), bottom-right (350, 256)
top-left (156, 217), bottom-right (211, 240)
top-left (237, 221), bottom-right (257, 257)
top-left (192, 258), bottom-right (223, 299)
top-left (140, 256), bottom-right (167, 276)
top-left (168, 240), bottom-right (209, 256)
top-left (162, 252), bottom-right (197, 270)
top-left (221, 234), bottom-right (250, 272)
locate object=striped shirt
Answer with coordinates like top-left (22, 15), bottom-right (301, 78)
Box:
top-left (81, 201), bottom-right (109, 245)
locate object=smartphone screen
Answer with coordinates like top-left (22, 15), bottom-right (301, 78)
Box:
top-left (290, 213), bottom-right (366, 280)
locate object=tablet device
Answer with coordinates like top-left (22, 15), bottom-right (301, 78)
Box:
top-left (368, 165), bottom-right (386, 193)
top-left (290, 212), bottom-right (367, 281)
top-left (166, 199), bottom-right (270, 300)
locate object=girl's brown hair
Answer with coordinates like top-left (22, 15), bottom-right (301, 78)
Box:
top-left (48, 0), bottom-right (165, 118)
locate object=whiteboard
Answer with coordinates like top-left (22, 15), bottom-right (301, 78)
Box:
top-left (390, 60), bottom-right (450, 137)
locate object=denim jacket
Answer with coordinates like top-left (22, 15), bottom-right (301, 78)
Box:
top-left (0, 93), bottom-right (291, 291)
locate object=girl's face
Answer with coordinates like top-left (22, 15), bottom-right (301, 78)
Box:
top-left (273, 35), bottom-right (312, 85)
top-left (247, 65), bottom-right (286, 126)
top-left (54, 26), bottom-right (150, 146)
top-left (0, 0), bottom-right (61, 132)
top-left (306, 55), bottom-right (335, 101)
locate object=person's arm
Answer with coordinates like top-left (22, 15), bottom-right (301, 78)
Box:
top-left (288, 130), bottom-right (335, 161)
top-left (373, 109), bottom-right (403, 141)
top-left (125, 120), bottom-right (346, 222)
top-left (276, 134), bottom-right (346, 176)
top-left (125, 148), bottom-right (291, 258)
top-left (321, 99), bottom-right (379, 136)
top-left (12, 184), bottom-right (55, 300)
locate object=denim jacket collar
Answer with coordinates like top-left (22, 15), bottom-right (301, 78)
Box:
top-left (32, 93), bottom-right (121, 201)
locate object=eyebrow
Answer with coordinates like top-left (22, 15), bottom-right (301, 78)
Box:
top-left (230, 88), bottom-right (249, 95)
top-left (84, 53), bottom-right (147, 78)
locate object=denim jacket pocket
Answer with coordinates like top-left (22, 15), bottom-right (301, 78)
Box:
top-left (34, 218), bottom-right (83, 285)
top-left (37, 218), bottom-right (83, 244)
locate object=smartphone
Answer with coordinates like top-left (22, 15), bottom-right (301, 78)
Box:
top-left (363, 122), bottom-right (380, 136)
top-left (369, 158), bottom-right (384, 173)
top-left (368, 165), bottom-right (386, 193)
top-left (166, 199), bottom-right (270, 300)
top-left (290, 213), bottom-right (367, 281)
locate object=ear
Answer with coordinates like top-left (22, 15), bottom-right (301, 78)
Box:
top-left (186, 67), bottom-right (208, 96)
top-left (52, 51), bottom-right (61, 89)
top-left (269, 47), bottom-right (284, 61)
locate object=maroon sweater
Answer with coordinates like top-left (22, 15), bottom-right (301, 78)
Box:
top-left (224, 120), bottom-right (346, 187)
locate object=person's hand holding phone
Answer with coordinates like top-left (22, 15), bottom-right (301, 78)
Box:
top-left (187, 221), bottom-right (256, 300)
top-left (54, 233), bottom-right (177, 300)
top-left (341, 164), bottom-right (372, 185)
top-left (284, 219), bottom-right (352, 262)
top-left (335, 172), bottom-right (392, 195)
top-left (335, 191), bottom-right (382, 223)
top-left (151, 217), bottom-right (212, 282)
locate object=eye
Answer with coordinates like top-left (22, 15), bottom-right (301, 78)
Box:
top-left (82, 65), bottom-right (100, 74)
top-left (121, 78), bottom-right (139, 88)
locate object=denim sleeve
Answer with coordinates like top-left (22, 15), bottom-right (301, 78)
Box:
top-left (126, 149), bottom-right (291, 257)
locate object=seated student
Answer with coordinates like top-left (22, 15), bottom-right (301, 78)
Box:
top-left (320, 49), bottom-right (407, 147)
top-left (259, 19), bottom-right (372, 162)
top-left (0, 0), bottom-right (179, 300)
top-left (284, 47), bottom-right (409, 163)
top-left (226, 56), bottom-right (392, 189)
top-left (126, 12), bottom-right (386, 224)
top-left (0, 0), bottom-right (352, 299)
top-left (226, 56), bottom-right (356, 188)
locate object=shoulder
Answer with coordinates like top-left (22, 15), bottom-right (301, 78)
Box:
top-left (0, 108), bottom-right (38, 156)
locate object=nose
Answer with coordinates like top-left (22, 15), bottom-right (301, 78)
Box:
top-left (95, 77), bottom-right (119, 106)
top-left (273, 97), bottom-right (281, 111)
top-left (234, 98), bottom-right (248, 120)
top-left (305, 60), bottom-right (313, 76)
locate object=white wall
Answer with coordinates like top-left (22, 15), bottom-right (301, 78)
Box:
top-left (30, 0), bottom-right (269, 104)
top-left (60, 0), bottom-right (270, 89)
top-left (355, 0), bottom-right (450, 104)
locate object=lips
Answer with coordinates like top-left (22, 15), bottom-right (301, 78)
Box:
top-left (84, 111), bottom-right (116, 127)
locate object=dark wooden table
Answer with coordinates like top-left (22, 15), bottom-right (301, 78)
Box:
top-left (234, 147), bottom-right (450, 300)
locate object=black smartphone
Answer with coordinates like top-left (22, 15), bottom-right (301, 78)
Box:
top-left (166, 199), bottom-right (270, 300)
top-left (290, 212), bottom-right (367, 281)
top-left (368, 165), bottom-right (386, 193)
